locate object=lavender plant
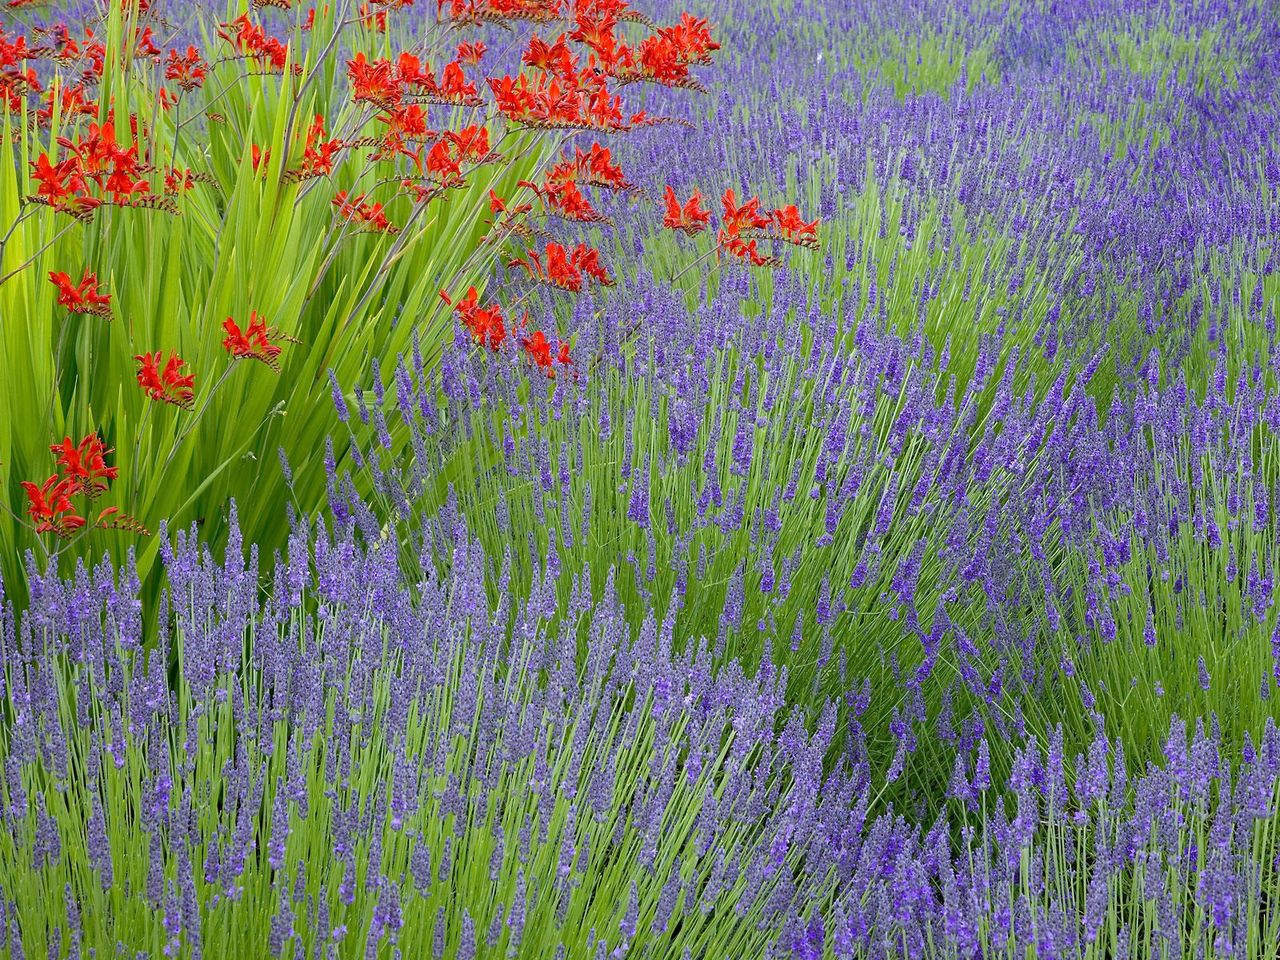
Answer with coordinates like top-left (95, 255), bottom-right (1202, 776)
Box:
top-left (332, 0), bottom-right (1280, 796)
top-left (4, 0), bottom-right (1280, 955)
top-left (1, 512), bottom-right (1278, 958)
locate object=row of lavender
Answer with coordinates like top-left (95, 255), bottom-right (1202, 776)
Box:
top-left (311, 0), bottom-right (1280, 950)
top-left (342, 254), bottom-right (1279, 822)
top-left (1, 510), bottom-right (1277, 957)
top-left (436, 0), bottom-right (1280, 780)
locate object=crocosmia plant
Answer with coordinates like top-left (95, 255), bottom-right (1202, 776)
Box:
top-left (2, 0), bottom-right (1280, 957)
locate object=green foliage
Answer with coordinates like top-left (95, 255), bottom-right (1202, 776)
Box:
top-left (0, 9), bottom-right (550, 608)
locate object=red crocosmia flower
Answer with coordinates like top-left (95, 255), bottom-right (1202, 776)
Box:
top-left (347, 52), bottom-right (402, 107)
top-left (291, 114), bottom-right (345, 178)
top-left (521, 328), bottom-right (554, 371)
top-left (218, 15), bottom-right (292, 72)
top-left (664, 13), bottom-right (720, 63)
top-left (437, 60), bottom-right (478, 103)
top-left (718, 233), bottom-right (778, 267)
top-left (662, 184), bottom-right (710, 234)
top-left (331, 191), bottom-right (398, 233)
top-left (520, 328), bottom-right (572, 378)
top-left (543, 142), bottom-right (632, 195)
top-left (29, 152), bottom-right (100, 218)
top-left (516, 176), bottom-right (608, 223)
top-left (164, 46), bottom-right (207, 91)
top-left (164, 166), bottom-right (199, 194)
top-left (372, 105), bottom-right (432, 164)
top-left (720, 188), bottom-right (770, 236)
top-left (443, 286), bottom-right (507, 350)
top-left (20, 474), bottom-right (85, 537)
top-left (135, 26), bottom-right (162, 59)
top-left (48, 268), bottom-right (112, 317)
top-left (456, 41), bottom-right (486, 65)
top-left (36, 82), bottom-right (98, 126)
top-left (583, 83), bottom-right (623, 129)
top-left (510, 242), bottom-right (612, 292)
top-left (425, 140), bottom-right (462, 184)
top-left (135, 350), bottom-right (195, 409)
top-left (5, 70), bottom-right (38, 114)
top-left (568, 6), bottom-right (620, 61)
top-left (570, 243), bottom-right (613, 286)
top-left (223, 311), bottom-right (287, 370)
top-left (543, 243), bottom-right (580, 291)
top-left (523, 33), bottom-right (577, 80)
top-left (396, 51), bottom-right (435, 88)
top-left (487, 74), bottom-right (534, 119)
top-left (357, 3), bottom-right (388, 30)
top-left (50, 433), bottom-right (118, 498)
top-left (487, 189), bottom-right (532, 217)
top-left (442, 124), bottom-right (492, 162)
top-left (54, 119), bottom-right (154, 205)
top-left (251, 144), bottom-right (271, 172)
top-left (771, 204), bottom-right (820, 247)
top-left (400, 179), bottom-right (437, 204)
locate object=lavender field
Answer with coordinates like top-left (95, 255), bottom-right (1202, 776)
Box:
top-left (1, 0), bottom-right (1279, 957)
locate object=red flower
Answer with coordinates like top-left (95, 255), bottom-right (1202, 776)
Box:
top-left (521, 329), bottom-right (553, 369)
top-left (520, 328), bottom-right (572, 377)
top-left (36, 82), bottom-right (98, 126)
top-left (218, 15), bottom-right (291, 72)
top-left (662, 185), bottom-right (710, 235)
top-left (523, 34), bottom-right (577, 80)
top-left (517, 176), bottom-right (609, 223)
top-left (29, 152), bottom-right (100, 217)
top-left (720, 188), bottom-right (770, 236)
top-left (544, 142), bottom-right (631, 193)
top-left (718, 233), bottom-right (777, 267)
top-left (456, 41), bottom-right (486, 65)
top-left (164, 166), bottom-right (198, 194)
top-left (437, 60), bottom-right (478, 103)
top-left (135, 350), bottom-right (195, 409)
top-left (50, 433), bottom-right (118, 498)
top-left (717, 189), bottom-right (780, 267)
top-left (510, 242), bottom-right (613, 292)
top-left (397, 52), bottom-right (435, 88)
top-left (443, 286), bottom-right (507, 350)
top-left (771, 204), bottom-right (820, 247)
top-left (442, 124), bottom-right (492, 162)
top-left (375, 104), bottom-right (431, 162)
top-left (134, 26), bottom-right (162, 59)
top-left (570, 243), bottom-right (613, 286)
top-left (425, 140), bottom-right (462, 184)
top-left (291, 114), bottom-right (345, 178)
top-left (348, 52), bottom-right (402, 107)
top-left (20, 474), bottom-right (85, 537)
top-left (357, 3), bottom-right (388, 30)
top-left (331, 191), bottom-right (398, 233)
top-left (223, 311), bottom-right (289, 369)
top-left (48, 268), bottom-right (112, 317)
top-left (164, 46), bottom-right (207, 91)
top-left (251, 144), bottom-right (271, 172)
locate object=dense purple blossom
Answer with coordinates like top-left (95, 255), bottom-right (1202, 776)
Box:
top-left (1, 509), bottom-right (1278, 956)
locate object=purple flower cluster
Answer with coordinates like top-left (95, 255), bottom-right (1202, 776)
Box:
top-left (1, 511), bottom-right (1278, 957)
top-left (342, 241), bottom-right (1279, 777)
